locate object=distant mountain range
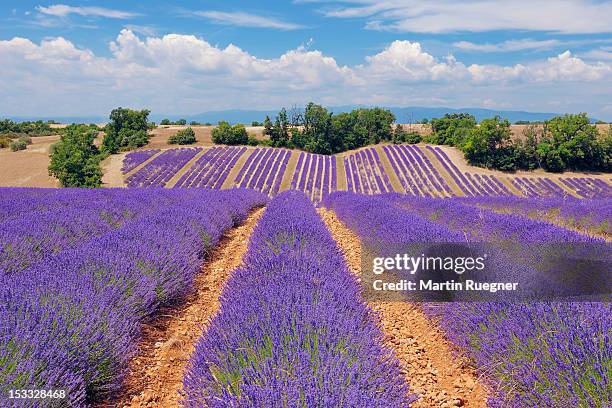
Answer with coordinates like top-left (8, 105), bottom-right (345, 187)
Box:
top-left (154, 106), bottom-right (564, 124)
top-left (8, 106), bottom-right (601, 124)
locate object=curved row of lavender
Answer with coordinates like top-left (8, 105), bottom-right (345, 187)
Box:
top-left (121, 149), bottom-right (160, 174)
top-left (126, 148), bottom-right (202, 187)
top-left (0, 188), bottom-right (267, 407)
top-left (122, 146), bottom-right (611, 199)
top-left (174, 146), bottom-right (246, 189)
top-left (426, 146), bottom-right (514, 197)
top-left (233, 148), bottom-right (291, 195)
top-left (183, 191), bottom-right (414, 407)
top-left (383, 145), bottom-right (453, 197)
top-left (459, 195), bottom-right (611, 237)
top-left (324, 192), bottom-right (610, 407)
top-left (344, 148), bottom-right (393, 195)
top-left (290, 152), bottom-right (337, 201)
top-left (560, 177), bottom-right (612, 199)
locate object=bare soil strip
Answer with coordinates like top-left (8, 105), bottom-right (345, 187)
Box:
top-left (220, 147), bottom-right (252, 189)
top-left (498, 176), bottom-right (524, 197)
top-left (336, 155), bottom-right (348, 191)
top-left (318, 209), bottom-right (489, 408)
top-left (278, 150), bottom-right (299, 192)
top-left (101, 153), bottom-right (128, 187)
top-left (109, 208), bottom-right (264, 408)
top-left (165, 148), bottom-right (208, 188)
top-left (374, 145), bottom-right (405, 194)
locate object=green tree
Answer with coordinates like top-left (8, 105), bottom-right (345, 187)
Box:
top-left (263, 116), bottom-right (274, 141)
top-left (392, 124), bottom-right (408, 144)
top-left (176, 119), bottom-right (187, 126)
top-left (103, 108), bottom-right (150, 153)
top-left (544, 113), bottom-right (601, 171)
top-left (211, 121), bottom-right (249, 145)
top-left (301, 103), bottom-right (334, 154)
top-left (160, 119), bottom-right (171, 125)
top-left (514, 125), bottom-right (540, 170)
top-left (430, 113), bottom-right (477, 145)
top-left (48, 125), bottom-right (103, 187)
top-left (462, 116), bottom-right (516, 171)
top-left (168, 127), bottom-right (197, 145)
top-left (271, 108), bottom-right (290, 147)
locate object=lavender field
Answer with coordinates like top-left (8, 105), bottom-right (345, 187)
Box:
top-left (121, 145), bottom-right (612, 201)
top-left (1, 183), bottom-right (609, 407)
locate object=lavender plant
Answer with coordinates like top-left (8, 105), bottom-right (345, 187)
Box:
top-left (0, 188), bottom-right (267, 407)
top-left (183, 191), bottom-right (415, 407)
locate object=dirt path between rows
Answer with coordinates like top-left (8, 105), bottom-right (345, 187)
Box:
top-left (109, 208), bottom-right (264, 408)
top-left (318, 209), bottom-right (489, 408)
top-left (101, 153), bottom-right (127, 187)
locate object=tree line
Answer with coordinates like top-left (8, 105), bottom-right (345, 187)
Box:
top-left (35, 105), bottom-right (612, 189)
top-left (426, 113), bottom-right (611, 172)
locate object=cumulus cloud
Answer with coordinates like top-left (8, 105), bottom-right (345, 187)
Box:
top-left (36, 4), bottom-right (138, 19)
top-left (0, 31), bottom-right (610, 117)
top-left (194, 11), bottom-right (305, 30)
top-left (317, 0), bottom-right (612, 34)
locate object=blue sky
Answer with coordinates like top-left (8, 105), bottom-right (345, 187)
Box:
top-left (1, 1), bottom-right (612, 119)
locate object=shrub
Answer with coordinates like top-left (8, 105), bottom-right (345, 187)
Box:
top-left (211, 121), bottom-right (249, 145)
top-left (404, 131), bottom-right (422, 144)
top-left (247, 135), bottom-right (260, 146)
top-left (160, 119), bottom-right (171, 125)
top-left (251, 121), bottom-right (262, 127)
top-left (49, 125), bottom-right (104, 187)
top-left (10, 139), bottom-right (27, 151)
top-left (18, 135), bottom-right (32, 145)
top-left (168, 127), bottom-right (197, 145)
top-left (0, 136), bottom-right (10, 148)
top-left (392, 125), bottom-right (421, 144)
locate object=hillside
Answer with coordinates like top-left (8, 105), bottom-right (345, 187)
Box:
top-left (106, 143), bottom-right (611, 200)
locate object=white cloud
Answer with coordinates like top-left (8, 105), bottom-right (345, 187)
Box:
top-left (0, 31), bottom-right (610, 119)
top-left (36, 4), bottom-right (138, 19)
top-left (195, 10), bottom-right (305, 30)
top-left (123, 25), bottom-right (157, 36)
top-left (581, 47), bottom-right (612, 61)
top-left (454, 39), bottom-right (562, 53)
top-left (318, 0), bottom-right (612, 34)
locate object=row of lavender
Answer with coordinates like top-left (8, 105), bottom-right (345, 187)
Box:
top-left (343, 148), bottom-right (393, 195)
top-left (121, 149), bottom-right (160, 174)
top-left (0, 188), bottom-right (266, 407)
top-left (290, 152), bottom-right (337, 201)
top-left (384, 145), bottom-right (453, 197)
top-left (126, 148), bottom-right (202, 187)
top-left (459, 195), bottom-right (611, 237)
top-left (183, 191), bottom-right (414, 407)
top-left (174, 146), bottom-right (245, 189)
top-left (233, 147), bottom-right (290, 196)
top-left (324, 192), bottom-right (610, 407)
top-left (122, 146), bottom-right (611, 199)
top-left (0, 188), bottom-right (181, 274)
